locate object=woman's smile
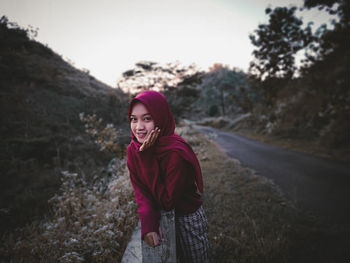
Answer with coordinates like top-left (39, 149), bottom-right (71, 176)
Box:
top-left (130, 102), bottom-right (155, 144)
top-left (136, 132), bottom-right (147, 139)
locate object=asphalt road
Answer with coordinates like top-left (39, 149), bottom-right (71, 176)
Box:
top-left (195, 125), bottom-right (350, 226)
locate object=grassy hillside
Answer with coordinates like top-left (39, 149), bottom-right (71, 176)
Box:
top-left (0, 18), bottom-right (130, 235)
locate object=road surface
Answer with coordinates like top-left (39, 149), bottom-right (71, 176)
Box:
top-left (195, 125), bottom-right (350, 226)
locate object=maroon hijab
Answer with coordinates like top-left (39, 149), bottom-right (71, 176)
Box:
top-left (127, 90), bottom-right (203, 194)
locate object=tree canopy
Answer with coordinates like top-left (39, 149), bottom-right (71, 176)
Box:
top-left (196, 64), bottom-right (256, 116)
top-left (249, 6), bottom-right (314, 80)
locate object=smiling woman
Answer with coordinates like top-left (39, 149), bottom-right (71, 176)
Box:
top-left (126, 90), bottom-right (209, 262)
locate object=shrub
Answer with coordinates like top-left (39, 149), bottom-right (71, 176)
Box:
top-left (1, 113), bottom-right (137, 262)
top-left (79, 113), bottom-right (124, 155)
top-left (208, 105), bottom-right (219, 117)
top-left (2, 161), bottom-right (137, 262)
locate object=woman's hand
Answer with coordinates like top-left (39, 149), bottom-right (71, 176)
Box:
top-left (139, 127), bottom-right (160, 152)
top-left (144, 232), bottom-right (160, 247)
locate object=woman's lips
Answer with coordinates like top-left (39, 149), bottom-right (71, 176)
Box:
top-left (137, 133), bottom-right (146, 139)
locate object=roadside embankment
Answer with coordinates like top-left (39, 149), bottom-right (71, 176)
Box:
top-left (196, 115), bottom-right (350, 162)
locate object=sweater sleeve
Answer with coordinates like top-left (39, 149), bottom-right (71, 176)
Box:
top-left (127, 155), bottom-right (160, 238)
top-left (155, 152), bottom-right (192, 211)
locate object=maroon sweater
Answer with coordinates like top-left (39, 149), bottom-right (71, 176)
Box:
top-left (127, 148), bottom-right (202, 237)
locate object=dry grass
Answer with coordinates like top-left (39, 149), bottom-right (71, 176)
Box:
top-left (1, 160), bottom-right (138, 263)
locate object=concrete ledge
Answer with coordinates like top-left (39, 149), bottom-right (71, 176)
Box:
top-left (121, 221), bottom-right (142, 263)
top-left (121, 210), bottom-right (176, 263)
top-left (142, 210), bottom-right (176, 263)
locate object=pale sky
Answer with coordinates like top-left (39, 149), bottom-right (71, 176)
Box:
top-left (1, 0), bottom-right (333, 87)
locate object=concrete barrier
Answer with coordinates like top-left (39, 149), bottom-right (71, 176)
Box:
top-left (121, 210), bottom-right (176, 263)
top-left (121, 222), bottom-right (142, 263)
top-left (142, 210), bottom-right (176, 263)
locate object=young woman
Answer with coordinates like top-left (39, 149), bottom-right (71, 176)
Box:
top-left (126, 90), bottom-right (209, 262)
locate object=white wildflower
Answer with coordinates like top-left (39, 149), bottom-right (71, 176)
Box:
top-left (106, 230), bottom-right (115, 236)
top-left (105, 212), bottom-right (113, 219)
top-left (57, 217), bottom-right (65, 223)
top-left (70, 238), bottom-right (78, 243)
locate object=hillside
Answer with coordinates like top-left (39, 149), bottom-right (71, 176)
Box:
top-left (0, 18), bottom-right (130, 234)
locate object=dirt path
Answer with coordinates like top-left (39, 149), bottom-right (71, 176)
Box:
top-left (195, 125), bottom-right (350, 227)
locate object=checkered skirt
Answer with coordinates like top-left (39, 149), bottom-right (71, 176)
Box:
top-left (175, 206), bottom-right (210, 263)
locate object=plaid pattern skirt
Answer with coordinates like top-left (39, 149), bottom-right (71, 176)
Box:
top-left (175, 206), bottom-right (210, 263)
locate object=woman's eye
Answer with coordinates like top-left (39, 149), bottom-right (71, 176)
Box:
top-left (144, 116), bottom-right (152, 121)
top-left (130, 117), bottom-right (137, 122)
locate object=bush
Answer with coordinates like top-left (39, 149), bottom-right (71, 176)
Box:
top-left (1, 113), bottom-right (136, 262)
top-left (208, 105), bottom-right (219, 117)
top-left (2, 161), bottom-right (137, 262)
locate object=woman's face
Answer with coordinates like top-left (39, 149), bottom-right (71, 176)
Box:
top-left (130, 102), bottom-right (155, 144)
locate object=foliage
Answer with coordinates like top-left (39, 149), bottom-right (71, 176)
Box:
top-left (299, 0), bottom-right (350, 148)
top-left (0, 15), bottom-right (38, 41)
top-left (300, 0), bottom-right (348, 63)
top-left (2, 165), bottom-right (137, 263)
top-left (300, 0), bottom-right (350, 94)
top-left (117, 61), bottom-right (203, 120)
top-left (162, 72), bottom-right (203, 119)
top-left (0, 16), bottom-right (130, 240)
top-left (79, 113), bottom-right (125, 155)
top-left (208, 105), bottom-right (219, 117)
top-left (303, 0), bottom-right (350, 22)
top-left (117, 61), bottom-right (200, 93)
top-left (0, 16), bottom-right (137, 263)
top-left (197, 64), bottom-right (257, 116)
top-left (2, 112), bottom-right (137, 262)
top-left (245, 0), bottom-right (350, 154)
top-left (249, 7), bottom-right (314, 80)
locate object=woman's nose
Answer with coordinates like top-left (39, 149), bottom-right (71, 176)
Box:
top-left (136, 121), bottom-right (144, 130)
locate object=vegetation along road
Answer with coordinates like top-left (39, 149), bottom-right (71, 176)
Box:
top-left (195, 125), bottom-right (350, 227)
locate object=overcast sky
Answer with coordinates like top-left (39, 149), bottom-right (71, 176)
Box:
top-left (1, 0), bottom-right (333, 87)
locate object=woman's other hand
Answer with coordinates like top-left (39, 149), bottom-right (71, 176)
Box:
top-left (139, 127), bottom-right (160, 152)
top-left (144, 232), bottom-right (160, 247)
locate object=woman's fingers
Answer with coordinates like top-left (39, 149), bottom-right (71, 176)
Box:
top-left (144, 232), bottom-right (160, 247)
top-left (139, 128), bottom-right (160, 152)
top-left (139, 130), bottom-right (153, 151)
top-left (144, 233), bottom-right (154, 247)
top-left (149, 128), bottom-right (160, 145)
top-left (152, 232), bottom-right (160, 247)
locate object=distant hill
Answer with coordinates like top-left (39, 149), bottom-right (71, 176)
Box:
top-left (0, 18), bottom-right (130, 234)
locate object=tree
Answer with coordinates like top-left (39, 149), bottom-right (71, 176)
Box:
top-left (116, 61), bottom-right (203, 120)
top-left (197, 64), bottom-right (254, 116)
top-left (116, 61), bottom-right (200, 93)
top-left (303, 0), bottom-right (349, 22)
top-left (162, 72), bottom-right (203, 119)
top-left (249, 7), bottom-right (314, 80)
top-left (301, 0), bottom-right (350, 113)
top-left (0, 15), bottom-right (38, 40)
top-left (302, 0), bottom-right (349, 63)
